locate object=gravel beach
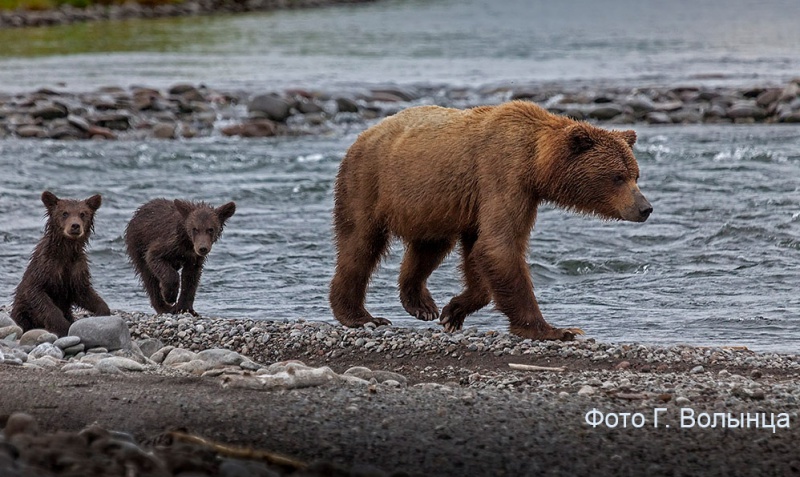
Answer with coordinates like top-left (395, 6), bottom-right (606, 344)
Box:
top-left (1, 308), bottom-right (798, 476)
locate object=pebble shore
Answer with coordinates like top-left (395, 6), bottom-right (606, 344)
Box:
top-left (2, 79), bottom-right (799, 141)
top-left (1, 308), bottom-right (799, 476)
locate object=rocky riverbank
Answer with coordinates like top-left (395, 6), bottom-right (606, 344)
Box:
top-left (1, 308), bottom-right (799, 475)
top-left (0, 0), bottom-right (375, 29)
top-left (1, 79), bottom-right (799, 141)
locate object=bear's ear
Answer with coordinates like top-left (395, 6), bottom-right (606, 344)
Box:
top-left (85, 194), bottom-right (102, 211)
top-left (41, 191), bottom-right (59, 211)
top-left (216, 202), bottom-right (236, 224)
top-left (567, 125), bottom-right (594, 155)
top-left (617, 129), bottom-right (637, 148)
top-left (174, 199), bottom-right (194, 219)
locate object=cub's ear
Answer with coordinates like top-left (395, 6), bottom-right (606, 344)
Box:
top-left (617, 129), bottom-right (637, 148)
top-left (174, 199), bottom-right (194, 219)
top-left (41, 191), bottom-right (59, 211)
top-left (216, 202), bottom-right (236, 224)
top-left (85, 194), bottom-right (102, 211)
top-left (567, 125), bottom-right (594, 155)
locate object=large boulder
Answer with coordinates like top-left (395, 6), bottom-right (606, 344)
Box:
top-left (68, 315), bottom-right (132, 351)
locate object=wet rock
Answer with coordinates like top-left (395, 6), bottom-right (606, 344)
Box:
top-left (53, 336), bottom-right (81, 350)
top-left (669, 108), bottom-right (702, 123)
top-left (220, 120), bottom-right (277, 138)
top-left (646, 112), bottom-right (672, 124)
top-left (136, 338), bottom-right (164, 359)
top-left (653, 100), bottom-right (683, 112)
top-left (168, 83), bottom-right (198, 96)
top-left (727, 101), bottom-right (767, 120)
top-left (152, 122), bottom-right (176, 139)
top-left (296, 98), bottom-right (325, 114)
top-left (67, 114), bottom-right (92, 131)
top-left (625, 94), bottom-right (655, 114)
top-left (335, 96), bottom-right (360, 113)
top-left (0, 325), bottom-right (23, 341)
top-left (0, 312), bottom-right (14, 328)
top-left (92, 112), bottom-right (131, 130)
top-left (248, 93), bottom-right (292, 122)
top-left (196, 348), bottom-right (245, 367)
top-left (68, 315), bottom-right (132, 351)
top-left (162, 347), bottom-right (197, 366)
top-left (19, 329), bottom-right (53, 347)
top-left (15, 125), bottom-right (46, 138)
top-left (756, 88), bottom-right (782, 108)
top-left (30, 102), bottom-right (68, 120)
top-left (29, 343), bottom-right (64, 360)
top-left (587, 104), bottom-right (624, 120)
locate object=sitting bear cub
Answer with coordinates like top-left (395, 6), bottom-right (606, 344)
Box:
top-left (12, 191), bottom-right (111, 336)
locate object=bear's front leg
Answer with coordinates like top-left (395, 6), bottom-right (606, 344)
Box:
top-left (474, 234), bottom-right (582, 341)
top-left (173, 257), bottom-right (203, 316)
top-left (75, 286), bottom-right (111, 317)
top-left (145, 250), bottom-right (180, 306)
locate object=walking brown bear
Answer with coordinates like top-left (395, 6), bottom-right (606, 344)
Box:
top-left (12, 191), bottom-right (111, 337)
top-left (124, 198), bottom-right (236, 316)
top-left (330, 100), bottom-right (652, 341)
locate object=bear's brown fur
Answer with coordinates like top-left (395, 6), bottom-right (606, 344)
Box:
top-left (12, 191), bottom-right (110, 336)
top-left (124, 198), bottom-right (236, 316)
top-left (330, 100), bottom-right (652, 340)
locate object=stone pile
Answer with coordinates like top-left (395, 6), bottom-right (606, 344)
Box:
top-left (1, 80), bottom-right (799, 141)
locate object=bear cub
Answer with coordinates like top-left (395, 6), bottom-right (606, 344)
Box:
top-left (12, 191), bottom-right (111, 336)
top-left (124, 198), bottom-right (236, 316)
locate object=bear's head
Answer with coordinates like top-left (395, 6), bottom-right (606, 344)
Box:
top-left (174, 200), bottom-right (236, 257)
top-left (543, 123), bottom-right (652, 223)
top-left (41, 191), bottom-right (102, 241)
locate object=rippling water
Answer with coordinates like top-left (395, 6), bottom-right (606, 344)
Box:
top-left (1, 0), bottom-right (799, 91)
top-left (1, 126), bottom-right (799, 352)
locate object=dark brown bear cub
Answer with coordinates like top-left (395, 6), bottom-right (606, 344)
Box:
top-left (330, 101), bottom-right (652, 341)
top-left (12, 191), bottom-right (111, 336)
top-left (124, 198), bottom-right (236, 316)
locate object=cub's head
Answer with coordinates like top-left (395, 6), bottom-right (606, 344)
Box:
top-left (545, 123), bottom-right (652, 223)
top-left (174, 199), bottom-right (236, 257)
top-left (42, 191), bottom-right (102, 241)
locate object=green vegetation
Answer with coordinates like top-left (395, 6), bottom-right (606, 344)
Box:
top-left (0, 0), bottom-right (182, 11)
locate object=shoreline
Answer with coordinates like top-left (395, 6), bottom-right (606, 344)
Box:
top-left (1, 79), bottom-right (799, 141)
top-left (0, 0), bottom-right (376, 29)
top-left (1, 310), bottom-right (799, 476)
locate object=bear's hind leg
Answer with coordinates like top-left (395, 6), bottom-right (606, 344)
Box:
top-left (440, 232), bottom-right (492, 332)
top-left (330, 224), bottom-right (391, 328)
top-left (399, 238), bottom-right (454, 321)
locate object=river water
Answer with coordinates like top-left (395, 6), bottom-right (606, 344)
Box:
top-left (1, 0), bottom-right (799, 351)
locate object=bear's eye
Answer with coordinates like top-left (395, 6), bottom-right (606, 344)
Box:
top-left (207, 228), bottom-right (214, 235)
top-left (79, 212), bottom-right (86, 219)
top-left (61, 212), bottom-right (69, 219)
top-left (613, 174), bottom-right (625, 185)
top-left (192, 228), bottom-right (198, 234)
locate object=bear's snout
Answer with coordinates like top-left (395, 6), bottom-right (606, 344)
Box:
top-left (65, 221), bottom-right (84, 238)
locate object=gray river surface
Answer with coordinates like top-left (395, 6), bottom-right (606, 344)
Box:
top-left (1, 0), bottom-right (799, 352)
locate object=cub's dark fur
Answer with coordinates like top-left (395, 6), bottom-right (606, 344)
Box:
top-left (12, 191), bottom-right (110, 336)
top-left (124, 198), bottom-right (236, 316)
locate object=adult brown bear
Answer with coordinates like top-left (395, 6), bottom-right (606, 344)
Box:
top-left (12, 191), bottom-right (110, 336)
top-left (329, 101), bottom-right (652, 341)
